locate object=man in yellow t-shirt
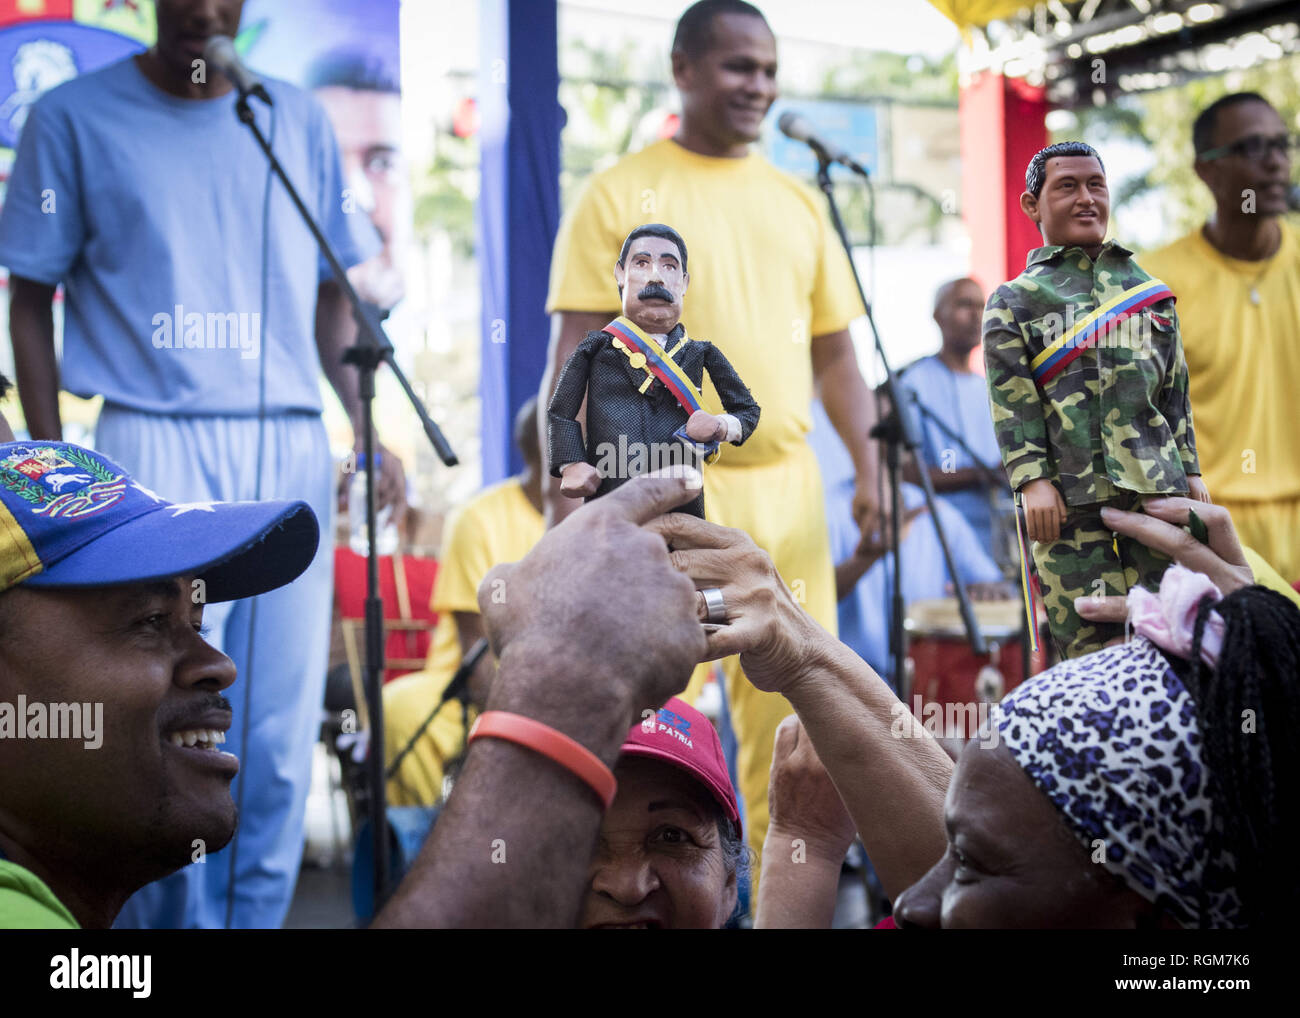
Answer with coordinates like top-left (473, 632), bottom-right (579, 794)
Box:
top-left (541, 1), bottom-right (882, 867)
top-left (385, 400), bottom-right (546, 805)
top-left (1142, 92), bottom-right (1300, 581)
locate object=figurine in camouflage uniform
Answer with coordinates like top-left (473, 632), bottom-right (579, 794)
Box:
top-left (983, 142), bottom-right (1211, 658)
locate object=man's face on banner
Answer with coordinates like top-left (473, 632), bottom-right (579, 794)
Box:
top-left (316, 85), bottom-right (411, 310)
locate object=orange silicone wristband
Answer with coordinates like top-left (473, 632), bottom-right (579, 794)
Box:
top-left (468, 711), bottom-right (618, 809)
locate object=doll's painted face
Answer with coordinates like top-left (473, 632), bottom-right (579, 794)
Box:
top-left (1021, 156), bottom-right (1109, 257)
top-left (614, 236), bottom-right (690, 335)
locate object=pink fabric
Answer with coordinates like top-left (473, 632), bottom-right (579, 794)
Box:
top-left (1127, 564), bottom-right (1225, 668)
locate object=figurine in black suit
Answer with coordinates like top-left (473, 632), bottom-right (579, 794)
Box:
top-left (547, 223), bottom-right (760, 518)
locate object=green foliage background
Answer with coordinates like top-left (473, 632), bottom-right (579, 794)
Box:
top-left (1071, 53), bottom-right (1300, 248)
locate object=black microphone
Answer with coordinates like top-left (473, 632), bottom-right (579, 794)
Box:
top-left (1289, 184), bottom-right (1300, 213)
top-left (778, 110), bottom-right (868, 176)
top-left (203, 35), bottom-right (272, 106)
top-left (384, 638), bottom-right (489, 782)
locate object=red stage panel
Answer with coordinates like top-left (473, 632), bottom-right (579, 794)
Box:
top-left (960, 71), bottom-right (1047, 292)
top-left (0, 2), bottom-right (75, 24)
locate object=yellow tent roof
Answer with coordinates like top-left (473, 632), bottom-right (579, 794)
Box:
top-left (928, 0), bottom-right (1029, 30)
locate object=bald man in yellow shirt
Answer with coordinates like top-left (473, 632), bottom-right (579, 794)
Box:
top-left (541, 0), bottom-right (882, 872)
top-left (1143, 92), bottom-right (1300, 581)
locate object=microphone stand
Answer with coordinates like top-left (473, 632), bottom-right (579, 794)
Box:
top-left (232, 94), bottom-right (458, 913)
top-left (812, 155), bottom-right (985, 691)
top-left (903, 390), bottom-right (1006, 492)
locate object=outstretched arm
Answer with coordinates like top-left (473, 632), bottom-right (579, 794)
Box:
top-left (539, 312), bottom-right (615, 524)
top-left (373, 473), bottom-right (709, 928)
top-left (1155, 306), bottom-right (1202, 482)
top-left (755, 716), bottom-right (857, 927)
top-left (8, 277), bottom-right (60, 439)
top-left (984, 291), bottom-right (1066, 541)
top-left (546, 333), bottom-right (599, 477)
top-left (813, 329), bottom-right (883, 533)
top-left (982, 289), bottom-right (1051, 493)
top-left (646, 515), bottom-right (953, 899)
top-left (702, 343), bottom-right (760, 443)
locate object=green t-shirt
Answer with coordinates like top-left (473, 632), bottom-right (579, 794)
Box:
top-left (0, 858), bottom-right (79, 929)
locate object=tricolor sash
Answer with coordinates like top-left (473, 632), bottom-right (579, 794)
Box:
top-left (1030, 278), bottom-right (1174, 386)
top-left (1012, 504), bottom-right (1041, 656)
top-left (604, 317), bottom-right (703, 416)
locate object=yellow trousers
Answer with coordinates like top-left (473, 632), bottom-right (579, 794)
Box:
top-left (684, 442), bottom-right (837, 872)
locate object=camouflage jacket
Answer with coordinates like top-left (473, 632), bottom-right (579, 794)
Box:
top-left (982, 241), bottom-right (1199, 508)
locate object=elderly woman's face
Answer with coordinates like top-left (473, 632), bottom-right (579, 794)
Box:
top-left (579, 757), bottom-right (737, 929)
top-left (893, 742), bottom-right (1151, 928)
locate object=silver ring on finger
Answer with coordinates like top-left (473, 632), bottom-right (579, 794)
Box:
top-left (700, 586), bottom-right (728, 625)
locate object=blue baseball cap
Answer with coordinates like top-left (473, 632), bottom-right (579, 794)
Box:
top-left (0, 441), bottom-right (319, 602)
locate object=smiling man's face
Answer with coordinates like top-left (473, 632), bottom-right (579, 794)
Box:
top-left (673, 12), bottom-right (778, 153)
top-left (614, 235), bottom-right (689, 334)
top-left (1196, 99), bottom-right (1292, 218)
top-left (0, 576), bottom-right (239, 897)
top-left (1022, 155), bottom-right (1110, 257)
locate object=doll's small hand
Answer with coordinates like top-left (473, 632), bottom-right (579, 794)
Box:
top-left (684, 410), bottom-right (725, 443)
top-left (1188, 475), bottom-right (1212, 504)
top-left (559, 461), bottom-right (601, 498)
top-left (1021, 479), bottom-right (1066, 543)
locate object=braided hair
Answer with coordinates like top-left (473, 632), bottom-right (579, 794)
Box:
top-left (1173, 585), bottom-right (1300, 927)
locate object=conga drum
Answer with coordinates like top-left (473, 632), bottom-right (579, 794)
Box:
top-left (903, 598), bottom-right (1047, 713)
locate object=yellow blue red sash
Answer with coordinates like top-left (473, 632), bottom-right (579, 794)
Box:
top-left (1013, 505), bottom-right (1041, 655)
top-left (604, 317), bottom-right (702, 416)
top-left (1030, 279), bottom-right (1173, 386)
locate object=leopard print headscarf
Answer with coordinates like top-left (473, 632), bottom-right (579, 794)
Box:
top-left (993, 636), bottom-right (1242, 928)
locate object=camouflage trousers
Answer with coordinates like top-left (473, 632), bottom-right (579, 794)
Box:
top-left (1030, 493), bottom-right (1172, 659)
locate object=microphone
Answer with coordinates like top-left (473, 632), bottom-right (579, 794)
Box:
top-left (384, 638), bottom-right (489, 783)
top-left (778, 111), bottom-right (868, 176)
top-left (1289, 184), bottom-right (1300, 213)
top-left (202, 35), bottom-right (272, 106)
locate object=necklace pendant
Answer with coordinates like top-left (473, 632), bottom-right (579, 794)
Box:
top-left (1250, 287), bottom-right (1261, 305)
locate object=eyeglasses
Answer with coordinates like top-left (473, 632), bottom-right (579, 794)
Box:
top-left (1198, 133), bottom-right (1298, 162)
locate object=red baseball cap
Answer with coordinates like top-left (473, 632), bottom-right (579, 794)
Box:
top-left (618, 697), bottom-right (741, 837)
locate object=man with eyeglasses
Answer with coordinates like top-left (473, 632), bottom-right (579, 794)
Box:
top-left (1143, 92), bottom-right (1300, 583)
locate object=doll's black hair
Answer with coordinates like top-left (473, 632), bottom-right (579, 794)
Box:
top-left (618, 224), bottom-right (688, 273)
top-left (1025, 141), bottom-right (1105, 198)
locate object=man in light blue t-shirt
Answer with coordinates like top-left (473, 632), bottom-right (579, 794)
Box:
top-left (807, 401), bottom-right (1009, 684)
top-left (0, 1), bottom-right (402, 929)
top-left (899, 278), bottom-right (1011, 552)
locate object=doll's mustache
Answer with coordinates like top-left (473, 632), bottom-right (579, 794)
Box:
top-left (637, 284), bottom-right (675, 304)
